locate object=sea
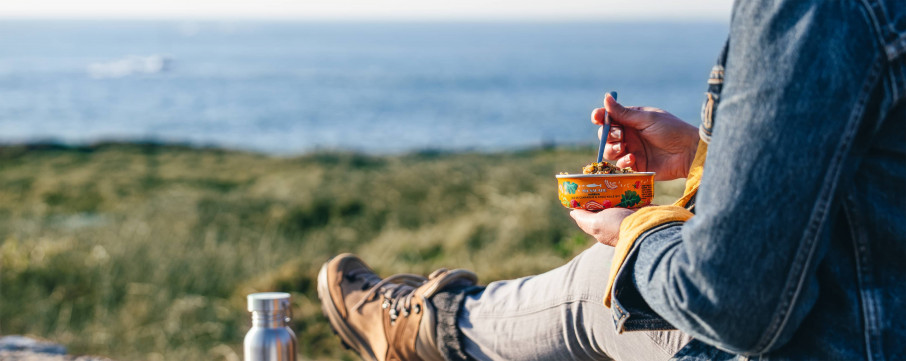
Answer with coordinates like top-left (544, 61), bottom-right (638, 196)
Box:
top-left (0, 20), bottom-right (728, 155)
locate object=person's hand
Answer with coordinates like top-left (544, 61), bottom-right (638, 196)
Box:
top-left (591, 94), bottom-right (699, 181)
top-left (570, 208), bottom-right (635, 247)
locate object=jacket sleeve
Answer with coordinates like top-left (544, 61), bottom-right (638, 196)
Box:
top-left (620, 0), bottom-right (882, 355)
top-left (603, 139), bottom-right (706, 308)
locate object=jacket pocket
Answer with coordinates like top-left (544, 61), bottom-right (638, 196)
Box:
top-left (700, 63), bottom-right (723, 144)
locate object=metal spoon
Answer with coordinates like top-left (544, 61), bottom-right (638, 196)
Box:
top-left (596, 91), bottom-right (618, 163)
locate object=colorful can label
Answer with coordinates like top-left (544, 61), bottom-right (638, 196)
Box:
top-left (556, 173), bottom-right (655, 210)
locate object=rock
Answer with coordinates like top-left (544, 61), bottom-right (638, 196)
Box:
top-left (0, 336), bottom-right (114, 361)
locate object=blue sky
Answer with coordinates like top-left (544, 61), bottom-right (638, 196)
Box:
top-left (0, 0), bottom-right (733, 21)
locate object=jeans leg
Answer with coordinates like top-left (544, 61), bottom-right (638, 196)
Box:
top-left (457, 243), bottom-right (692, 361)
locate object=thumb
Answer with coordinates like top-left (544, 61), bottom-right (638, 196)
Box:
top-left (570, 209), bottom-right (592, 221)
top-left (569, 209), bottom-right (597, 230)
top-left (604, 94), bottom-right (652, 129)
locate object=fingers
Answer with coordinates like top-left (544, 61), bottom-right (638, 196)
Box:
top-left (591, 107), bottom-right (605, 125)
top-left (569, 209), bottom-right (588, 220)
top-left (608, 126), bottom-right (622, 141)
top-left (615, 153), bottom-right (635, 168)
top-left (597, 124), bottom-right (623, 142)
top-left (603, 141), bottom-right (622, 160)
top-left (604, 94), bottom-right (651, 128)
top-left (594, 94), bottom-right (652, 131)
top-left (603, 146), bottom-right (635, 168)
top-left (602, 126), bottom-right (626, 160)
top-left (569, 209), bottom-right (598, 234)
top-left (570, 208), bottom-right (636, 247)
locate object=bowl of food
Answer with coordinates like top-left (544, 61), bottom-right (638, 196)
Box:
top-left (557, 161), bottom-right (654, 211)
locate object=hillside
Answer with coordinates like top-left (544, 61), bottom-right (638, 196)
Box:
top-left (0, 143), bottom-right (684, 360)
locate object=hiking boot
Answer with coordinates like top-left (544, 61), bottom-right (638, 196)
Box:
top-left (317, 253), bottom-right (478, 361)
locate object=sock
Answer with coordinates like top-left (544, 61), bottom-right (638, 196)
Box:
top-left (429, 284), bottom-right (485, 361)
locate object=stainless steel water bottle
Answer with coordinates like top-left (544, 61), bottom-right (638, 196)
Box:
top-left (244, 292), bottom-right (297, 361)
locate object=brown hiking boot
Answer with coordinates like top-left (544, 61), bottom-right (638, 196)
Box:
top-left (317, 253), bottom-right (478, 361)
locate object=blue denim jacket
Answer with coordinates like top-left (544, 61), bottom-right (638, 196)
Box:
top-left (610, 0), bottom-right (906, 359)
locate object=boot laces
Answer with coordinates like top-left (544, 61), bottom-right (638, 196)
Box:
top-left (348, 269), bottom-right (427, 322)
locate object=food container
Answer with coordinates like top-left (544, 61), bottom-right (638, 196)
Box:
top-left (556, 173), bottom-right (655, 210)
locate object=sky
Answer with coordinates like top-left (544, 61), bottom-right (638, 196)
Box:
top-left (0, 0), bottom-right (733, 21)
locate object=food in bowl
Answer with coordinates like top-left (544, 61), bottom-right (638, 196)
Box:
top-left (581, 161), bottom-right (635, 175)
top-left (557, 162), bottom-right (654, 210)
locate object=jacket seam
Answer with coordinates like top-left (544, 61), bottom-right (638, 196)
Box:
top-left (752, 53), bottom-right (886, 353)
top-left (858, 0), bottom-right (886, 47)
top-left (859, 0), bottom-right (906, 63)
top-left (888, 34), bottom-right (906, 61)
top-left (856, 0), bottom-right (901, 102)
top-left (845, 204), bottom-right (869, 361)
top-left (611, 221), bottom-right (685, 333)
top-left (613, 220), bottom-right (686, 302)
top-left (889, 63), bottom-right (899, 102)
top-left (844, 199), bottom-right (885, 361)
top-left (612, 220), bottom-right (686, 298)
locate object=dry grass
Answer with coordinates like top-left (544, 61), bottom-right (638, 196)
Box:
top-left (0, 143), bottom-right (685, 360)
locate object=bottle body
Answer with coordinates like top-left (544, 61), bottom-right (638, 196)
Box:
top-left (244, 325), bottom-right (297, 361)
top-left (244, 292), bottom-right (297, 361)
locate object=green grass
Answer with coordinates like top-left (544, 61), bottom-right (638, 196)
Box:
top-left (0, 143), bottom-right (685, 360)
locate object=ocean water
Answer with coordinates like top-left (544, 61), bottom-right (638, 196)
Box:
top-left (0, 20), bottom-right (728, 154)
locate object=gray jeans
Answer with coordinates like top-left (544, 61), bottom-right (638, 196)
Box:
top-left (456, 243), bottom-right (692, 361)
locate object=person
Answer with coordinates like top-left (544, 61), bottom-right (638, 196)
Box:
top-left (317, 0), bottom-right (906, 359)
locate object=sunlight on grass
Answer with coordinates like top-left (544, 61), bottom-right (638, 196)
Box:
top-left (0, 144), bottom-right (684, 360)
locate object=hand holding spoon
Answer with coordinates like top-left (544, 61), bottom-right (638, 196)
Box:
top-left (596, 91), bottom-right (618, 163)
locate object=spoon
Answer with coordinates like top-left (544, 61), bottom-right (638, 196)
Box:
top-left (596, 91), bottom-right (618, 163)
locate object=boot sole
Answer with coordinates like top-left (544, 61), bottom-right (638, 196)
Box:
top-left (317, 260), bottom-right (379, 361)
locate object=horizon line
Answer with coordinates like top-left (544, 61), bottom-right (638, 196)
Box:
top-left (0, 15), bottom-right (730, 23)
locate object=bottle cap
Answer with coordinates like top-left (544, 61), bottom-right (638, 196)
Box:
top-left (247, 292), bottom-right (291, 313)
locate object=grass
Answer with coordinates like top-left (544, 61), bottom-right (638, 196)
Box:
top-left (0, 143), bottom-right (685, 360)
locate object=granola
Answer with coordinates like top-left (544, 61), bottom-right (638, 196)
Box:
top-left (581, 161), bottom-right (634, 174)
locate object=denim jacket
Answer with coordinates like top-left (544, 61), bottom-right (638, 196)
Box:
top-left (609, 0), bottom-right (906, 359)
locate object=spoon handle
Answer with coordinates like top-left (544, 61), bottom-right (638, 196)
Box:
top-left (596, 91), bottom-right (618, 163)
